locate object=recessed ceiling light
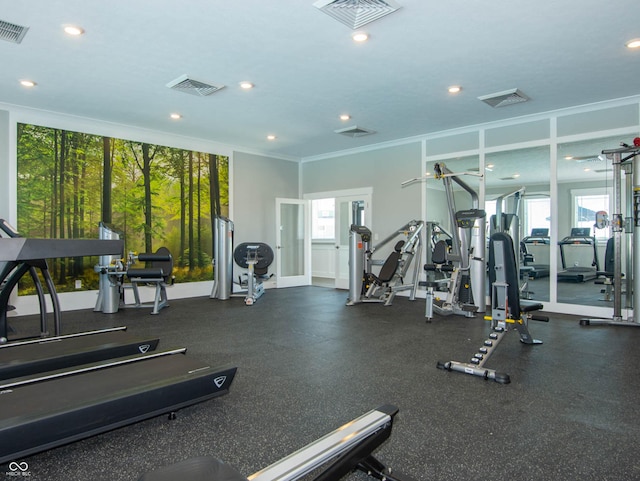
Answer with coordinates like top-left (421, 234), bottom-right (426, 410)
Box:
top-left (63, 25), bottom-right (85, 36)
top-left (512, 173), bottom-right (520, 178)
top-left (340, 114), bottom-right (350, 121)
top-left (626, 38), bottom-right (640, 49)
top-left (170, 113), bottom-right (182, 120)
top-left (267, 135), bottom-right (276, 141)
top-left (239, 81), bottom-right (254, 89)
top-left (448, 85), bottom-right (462, 94)
top-left (565, 155), bottom-right (574, 160)
top-left (584, 167), bottom-right (591, 172)
top-left (20, 79), bottom-right (36, 88)
top-left (352, 32), bottom-right (369, 42)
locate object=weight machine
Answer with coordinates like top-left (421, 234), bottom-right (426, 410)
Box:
top-left (416, 163), bottom-right (486, 320)
top-left (346, 220), bottom-right (424, 306)
top-left (581, 139), bottom-right (640, 327)
top-left (210, 216), bottom-right (273, 306)
top-left (94, 222), bottom-right (174, 315)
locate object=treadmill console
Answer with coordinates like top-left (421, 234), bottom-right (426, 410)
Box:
top-left (570, 227), bottom-right (592, 237)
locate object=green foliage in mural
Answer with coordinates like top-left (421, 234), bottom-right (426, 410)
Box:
top-left (17, 123), bottom-right (229, 292)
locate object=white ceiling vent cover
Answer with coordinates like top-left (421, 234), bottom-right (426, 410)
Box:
top-left (313, 0), bottom-right (401, 30)
top-left (0, 19), bottom-right (29, 44)
top-left (166, 75), bottom-right (225, 97)
top-left (478, 88), bottom-right (529, 108)
top-left (335, 125), bottom-right (376, 138)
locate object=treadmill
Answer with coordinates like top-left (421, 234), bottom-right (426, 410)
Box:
top-left (0, 348), bottom-right (236, 464)
top-left (521, 228), bottom-right (551, 279)
top-left (558, 227), bottom-right (600, 282)
top-left (0, 326), bottom-right (159, 380)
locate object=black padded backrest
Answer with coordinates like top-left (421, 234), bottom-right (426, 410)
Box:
top-left (603, 237), bottom-right (614, 273)
top-left (376, 240), bottom-right (405, 283)
top-left (432, 240), bottom-right (448, 264)
top-left (233, 242), bottom-right (274, 272)
top-left (489, 232), bottom-right (521, 319)
top-left (377, 251), bottom-right (401, 282)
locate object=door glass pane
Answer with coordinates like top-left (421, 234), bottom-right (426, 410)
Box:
top-left (281, 203), bottom-right (305, 277)
top-left (311, 198), bottom-right (335, 240)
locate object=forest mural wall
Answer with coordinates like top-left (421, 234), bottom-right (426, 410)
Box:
top-left (16, 123), bottom-right (229, 293)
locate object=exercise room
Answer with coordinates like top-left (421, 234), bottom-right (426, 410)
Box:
top-left (1, 1), bottom-right (640, 480)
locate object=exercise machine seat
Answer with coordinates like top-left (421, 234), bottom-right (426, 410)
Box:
top-left (127, 247), bottom-right (173, 283)
top-left (370, 240), bottom-right (405, 284)
top-left (138, 456), bottom-right (247, 481)
top-left (424, 240), bottom-right (454, 272)
top-left (489, 232), bottom-right (543, 317)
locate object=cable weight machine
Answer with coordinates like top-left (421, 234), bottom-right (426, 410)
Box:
top-left (581, 139), bottom-right (640, 327)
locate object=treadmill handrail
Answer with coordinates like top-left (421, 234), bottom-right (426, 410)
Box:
top-left (0, 347), bottom-right (187, 390)
top-left (0, 326), bottom-right (128, 350)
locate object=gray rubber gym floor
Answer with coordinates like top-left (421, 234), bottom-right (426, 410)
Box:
top-left (4, 286), bottom-right (640, 481)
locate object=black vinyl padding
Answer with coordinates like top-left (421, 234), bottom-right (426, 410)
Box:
top-left (127, 247), bottom-right (173, 282)
top-left (233, 242), bottom-right (274, 273)
top-left (138, 456), bottom-right (248, 481)
top-left (489, 232), bottom-right (542, 318)
top-left (424, 240), bottom-right (454, 272)
top-left (372, 240), bottom-right (405, 283)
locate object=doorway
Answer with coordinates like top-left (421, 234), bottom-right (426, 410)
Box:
top-left (305, 188), bottom-right (372, 290)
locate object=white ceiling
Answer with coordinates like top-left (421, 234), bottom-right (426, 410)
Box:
top-left (1, 0), bottom-right (640, 160)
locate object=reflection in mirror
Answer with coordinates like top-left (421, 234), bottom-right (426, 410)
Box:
top-left (557, 136), bottom-right (626, 307)
top-left (485, 146), bottom-right (550, 302)
top-left (425, 155), bottom-right (485, 313)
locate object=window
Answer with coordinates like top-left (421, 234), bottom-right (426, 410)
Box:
top-left (523, 197), bottom-right (551, 238)
top-left (311, 198), bottom-right (335, 240)
top-left (573, 192), bottom-right (610, 241)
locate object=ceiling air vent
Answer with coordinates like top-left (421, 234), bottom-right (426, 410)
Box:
top-left (166, 75), bottom-right (224, 97)
top-left (313, 0), bottom-right (401, 29)
top-left (335, 125), bottom-right (376, 138)
top-left (0, 19), bottom-right (29, 44)
top-left (478, 88), bottom-right (529, 108)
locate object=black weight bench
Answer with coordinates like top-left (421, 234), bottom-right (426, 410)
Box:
top-left (437, 232), bottom-right (548, 383)
top-left (126, 247), bottom-right (173, 315)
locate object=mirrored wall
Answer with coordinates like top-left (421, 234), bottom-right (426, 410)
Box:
top-left (424, 107), bottom-right (639, 316)
top-left (556, 135), bottom-right (629, 308)
top-left (485, 146), bottom-right (551, 302)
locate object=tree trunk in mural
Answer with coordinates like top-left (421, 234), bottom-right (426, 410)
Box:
top-left (197, 153), bottom-right (203, 268)
top-left (188, 151), bottom-right (194, 270)
top-left (71, 132), bottom-right (83, 276)
top-left (58, 130), bottom-right (67, 283)
top-left (209, 153), bottom-right (221, 274)
top-left (102, 136), bottom-right (112, 224)
top-left (179, 150), bottom-right (186, 267)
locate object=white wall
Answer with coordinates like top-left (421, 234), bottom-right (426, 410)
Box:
top-left (232, 151), bottom-right (299, 249)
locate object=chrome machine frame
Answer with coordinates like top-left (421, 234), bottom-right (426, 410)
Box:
top-left (347, 220), bottom-right (424, 306)
top-left (421, 163), bottom-right (486, 318)
top-left (581, 141), bottom-right (640, 327)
